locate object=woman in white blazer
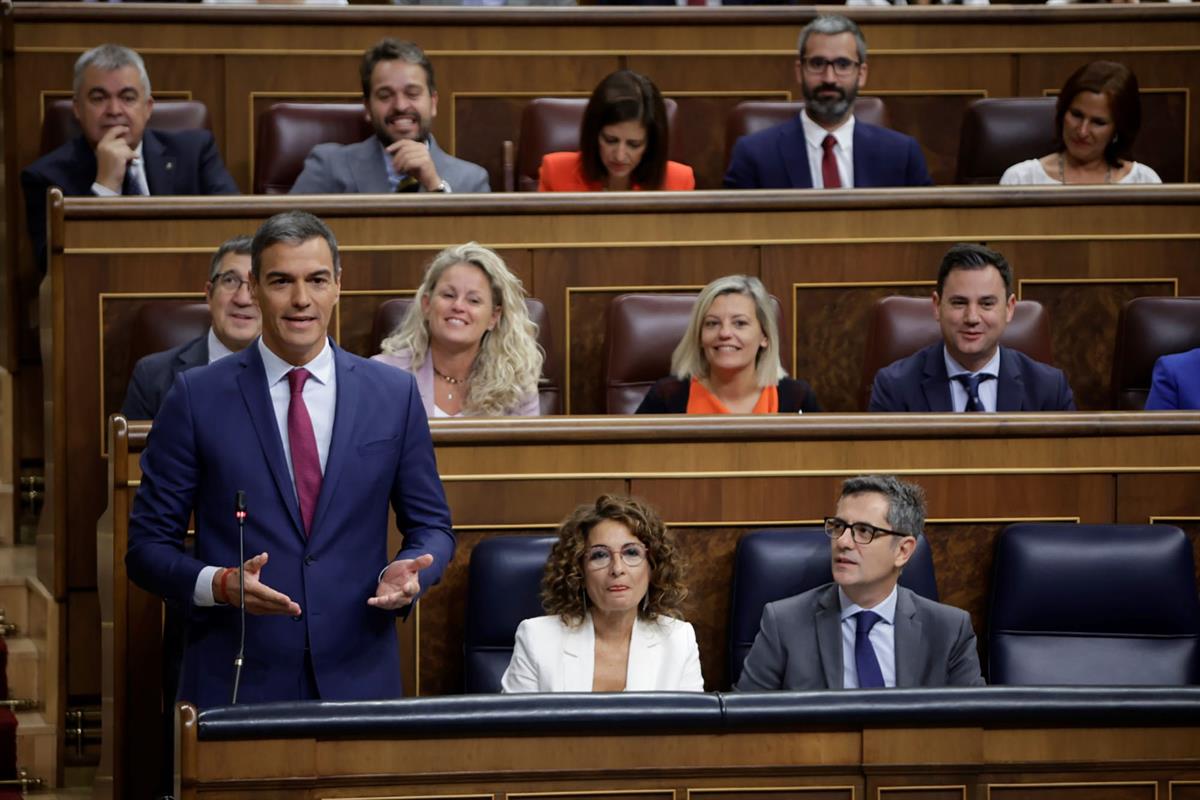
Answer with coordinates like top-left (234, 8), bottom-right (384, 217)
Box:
top-left (501, 495), bottom-right (704, 693)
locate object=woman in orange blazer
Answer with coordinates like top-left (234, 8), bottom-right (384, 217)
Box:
top-left (538, 70), bottom-right (695, 192)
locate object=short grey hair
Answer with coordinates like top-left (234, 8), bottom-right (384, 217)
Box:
top-left (74, 44), bottom-right (151, 97)
top-left (670, 275), bottom-right (785, 387)
top-left (840, 475), bottom-right (925, 538)
top-left (797, 15), bottom-right (868, 64)
top-left (250, 211), bottom-right (340, 279)
top-left (208, 235), bottom-right (253, 283)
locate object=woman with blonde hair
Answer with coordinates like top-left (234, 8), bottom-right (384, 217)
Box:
top-left (375, 243), bottom-right (542, 417)
top-left (636, 275), bottom-right (821, 414)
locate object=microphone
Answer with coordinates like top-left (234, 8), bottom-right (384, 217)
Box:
top-left (231, 490), bottom-right (248, 705)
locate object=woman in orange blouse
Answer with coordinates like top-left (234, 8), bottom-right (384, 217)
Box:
top-left (636, 275), bottom-right (821, 415)
top-left (538, 70), bottom-right (695, 192)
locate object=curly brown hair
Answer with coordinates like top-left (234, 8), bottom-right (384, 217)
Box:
top-left (541, 495), bottom-right (689, 626)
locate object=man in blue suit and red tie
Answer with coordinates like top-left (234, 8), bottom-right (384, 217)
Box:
top-left (126, 210), bottom-right (454, 709)
top-left (723, 15), bottom-right (932, 190)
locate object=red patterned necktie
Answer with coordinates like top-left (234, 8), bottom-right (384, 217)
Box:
top-left (287, 368), bottom-right (322, 536)
top-left (821, 134), bottom-right (842, 189)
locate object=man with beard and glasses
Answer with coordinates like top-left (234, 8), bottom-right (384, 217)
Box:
top-left (723, 15), bottom-right (932, 190)
top-left (291, 39), bottom-right (490, 194)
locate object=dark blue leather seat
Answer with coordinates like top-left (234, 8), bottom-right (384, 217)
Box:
top-left (988, 523), bottom-right (1200, 685)
top-left (463, 535), bottom-right (557, 693)
top-left (727, 527), bottom-right (939, 688)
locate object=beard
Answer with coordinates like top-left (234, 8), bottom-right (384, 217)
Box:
top-left (803, 81), bottom-right (857, 126)
top-left (372, 110), bottom-right (429, 146)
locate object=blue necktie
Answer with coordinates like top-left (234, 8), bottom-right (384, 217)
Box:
top-left (121, 164), bottom-right (141, 196)
top-left (952, 372), bottom-right (995, 412)
top-left (854, 610), bottom-right (885, 689)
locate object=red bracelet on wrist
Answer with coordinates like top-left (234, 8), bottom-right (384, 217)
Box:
top-left (218, 567), bottom-right (236, 606)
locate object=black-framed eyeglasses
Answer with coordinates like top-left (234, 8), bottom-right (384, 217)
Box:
top-left (213, 271), bottom-right (250, 293)
top-left (823, 516), bottom-right (909, 545)
top-left (584, 543), bottom-right (648, 571)
top-left (801, 56), bottom-right (861, 77)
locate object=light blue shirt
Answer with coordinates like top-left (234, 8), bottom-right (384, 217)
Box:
top-left (839, 584), bottom-right (898, 689)
top-left (206, 327), bottom-right (235, 364)
top-left (944, 346), bottom-right (1001, 413)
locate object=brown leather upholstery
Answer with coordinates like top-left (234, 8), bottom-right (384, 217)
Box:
top-left (858, 295), bottom-right (1054, 411)
top-left (603, 292), bottom-right (783, 415)
top-left (513, 97), bottom-right (679, 192)
top-left (723, 98), bottom-right (889, 172)
top-left (254, 103), bottom-right (373, 194)
top-left (955, 98), bottom-right (1058, 185)
top-left (371, 297), bottom-right (560, 415)
top-left (1111, 296), bottom-right (1200, 410)
top-left (40, 99), bottom-right (212, 156)
top-left (129, 301), bottom-right (212, 366)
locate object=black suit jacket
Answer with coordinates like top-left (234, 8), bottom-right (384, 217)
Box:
top-left (122, 334), bottom-right (210, 420)
top-left (868, 343), bottom-right (1076, 412)
top-left (20, 129), bottom-right (239, 271)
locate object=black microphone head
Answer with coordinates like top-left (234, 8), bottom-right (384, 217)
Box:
top-left (235, 490), bottom-right (247, 515)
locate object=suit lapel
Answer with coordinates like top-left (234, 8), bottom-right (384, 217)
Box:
top-left (175, 335), bottom-right (209, 371)
top-left (625, 617), bottom-right (663, 691)
top-left (781, 117), bottom-right (814, 189)
top-left (921, 345), bottom-right (954, 412)
top-left (560, 616), bottom-right (594, 692)
top-left (236, 346), bottom-right (306, 540)
top-left (308, 343), bottom-right (357, 543)
top-left (851, 122), bottom-right (869, 188)
top-left (815, 585), bottom-right (844, 689)
top-left (995, 347), bottom-right (1024, 411)
top-left (350, 137), bottom-right (393, 193)
top-left (141, 130), bottom-right (176, 195)
top-left (893, 587), bottom-right (923, 687)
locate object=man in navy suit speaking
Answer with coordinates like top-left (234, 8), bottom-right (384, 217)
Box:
top-left (723, 15), bottom-right (932, 190)
top-left (126, 210), bottom-right (455, 708)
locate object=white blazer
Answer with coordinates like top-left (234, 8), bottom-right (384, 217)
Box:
top-left (500, 613), bottom-right (705, 693)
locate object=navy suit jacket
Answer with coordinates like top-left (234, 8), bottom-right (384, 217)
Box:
top-left (1145, 347), bottom-right (1200, 410)
top-left (723, 115), bottom-right (932, 189)
top-left (20, 129), bottom-right (239, 270)
top-left (125, 340), bottom-right (455, 708)
top-left (868, 343), bottom-right (1075, 412)
top-left (121, 334), bottom-right (209, 420)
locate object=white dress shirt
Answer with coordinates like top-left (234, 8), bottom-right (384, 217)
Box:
top-left (206, 327), bottom-right (235, 364)
top-left (839, 584), bottom-right (898, 689)
top-left (91, 141), bottom-right (148, 196)
top-left (944, 346), bottom-right (1001, 413)
top-left (192, 337), bottom-right (338, 605)
top-left (801, 112), bottom-right (855, 189)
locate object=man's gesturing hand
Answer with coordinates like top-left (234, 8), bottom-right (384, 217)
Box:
top-left (212, 552), bottom-right (302, 616)
top-left (369, 553), bottom-right (435, 610)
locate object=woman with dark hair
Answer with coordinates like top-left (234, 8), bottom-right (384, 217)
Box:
top-left (538, 70), bottom-right (695, 192)
top-left (500, 495), bottom-right (704, 692)
top-left (1001, 61), bottom-right (1160, 185)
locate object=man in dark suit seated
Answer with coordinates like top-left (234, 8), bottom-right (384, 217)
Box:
top-left (869, 244), bottom-right (1076, 412)
top-left (122, 235), bottom-right (260, 420)
top-left (723, 15), bottom-right (932, 190)
top-left (20, 43), bottom-right (239, 271)
top-left (737, 475), bottom-right (985, 691)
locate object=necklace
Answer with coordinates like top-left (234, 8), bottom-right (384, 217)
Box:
top-left (1058, 153), bottom-right (1112, 185)
top-left (433, 365), bottom-right (467, 401)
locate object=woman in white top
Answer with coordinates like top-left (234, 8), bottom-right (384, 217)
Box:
top-left (373, 243), bottom-right (542, 418)
top-left (501, 495), bottom-right (704, 693)
top-left (1000, 61), bottom-right (1161, 186)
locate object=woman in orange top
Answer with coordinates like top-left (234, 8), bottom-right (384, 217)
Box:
top-left (538, 70), bottom-right (695, 192)
top-left (636, 275), bottom-right (821, 415)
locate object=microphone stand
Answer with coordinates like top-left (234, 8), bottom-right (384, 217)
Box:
top-left (231, 490), bottom-right (248, 704)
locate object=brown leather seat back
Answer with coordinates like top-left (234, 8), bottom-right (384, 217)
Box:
top-left (255, 102), bottom-right (373, 194)
top-left (129, 301), bottom-right (212, 366)
top-left (515, 97), bottom-right (679, 192)
top-left (858, 295), bottom-right (1053, 410)
top-left (603, 292), bottom-right (784, 414)
top-left (1111, 296), bottom-right (1200, 409)
top-left (40, 99), bottom-right (212, 156)
top-left (955, 98), bottom-right (1058, 185)
top-left (371, 296), bottom-right (560, 414)
top-left (723, 98), bottom-right (889, 171)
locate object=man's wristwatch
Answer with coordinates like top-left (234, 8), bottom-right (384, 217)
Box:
top-left (433, 180), bottom-right (452, 193)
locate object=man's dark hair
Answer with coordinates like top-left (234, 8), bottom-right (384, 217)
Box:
top-left (578, 70), bottom-right (670, 190)
top-left (840, 475), bottom-right (925, 539)
top-left (207, 234), bottom-right (253, 284)
top-left (251, 211), bottom-right (340, 278)
top-left (936, 243), bottom-right (1014, 296)
top-left (360, 38), bottom-right (435, 98)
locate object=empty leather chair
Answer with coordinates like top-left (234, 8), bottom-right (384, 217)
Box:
top-left (1111, 296), bottom-right (1200, 409)
top-left (989, 523), bottom-right (1200, 685)
top-left (128, 301), bottom-right (211, 366)
top-left (254, 103), bottom-right (373, 194)
top-left (463, 535), bottom-right (556, 693)
top-left (858, 295), bottom-right (1053, 410)
top-left (371, 296), bottom-right (561, 414)
top-left (724, 98), bottom-right (889, 172)
top-left (512, 97), bottom-right (679, 192)
top-left (727, 527), bottom-right (938, 688)
top-left (40, 99), bottom-right (212, 156)
top-left (955, 97), bottom-right (1057, 185)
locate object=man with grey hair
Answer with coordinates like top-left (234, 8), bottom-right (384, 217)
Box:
top-left (291, 38), bottom-right (490, 194)
top-left (737, 474), bottom-right (984, 690)
top-left (20, 43), bottom-right (238, 270)
top-left (724, 15), bottom-right (932, 190)
top-left (127, 210), bottom-right (454, 709)
top-left (122, 235), bottom-right (260, 419)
